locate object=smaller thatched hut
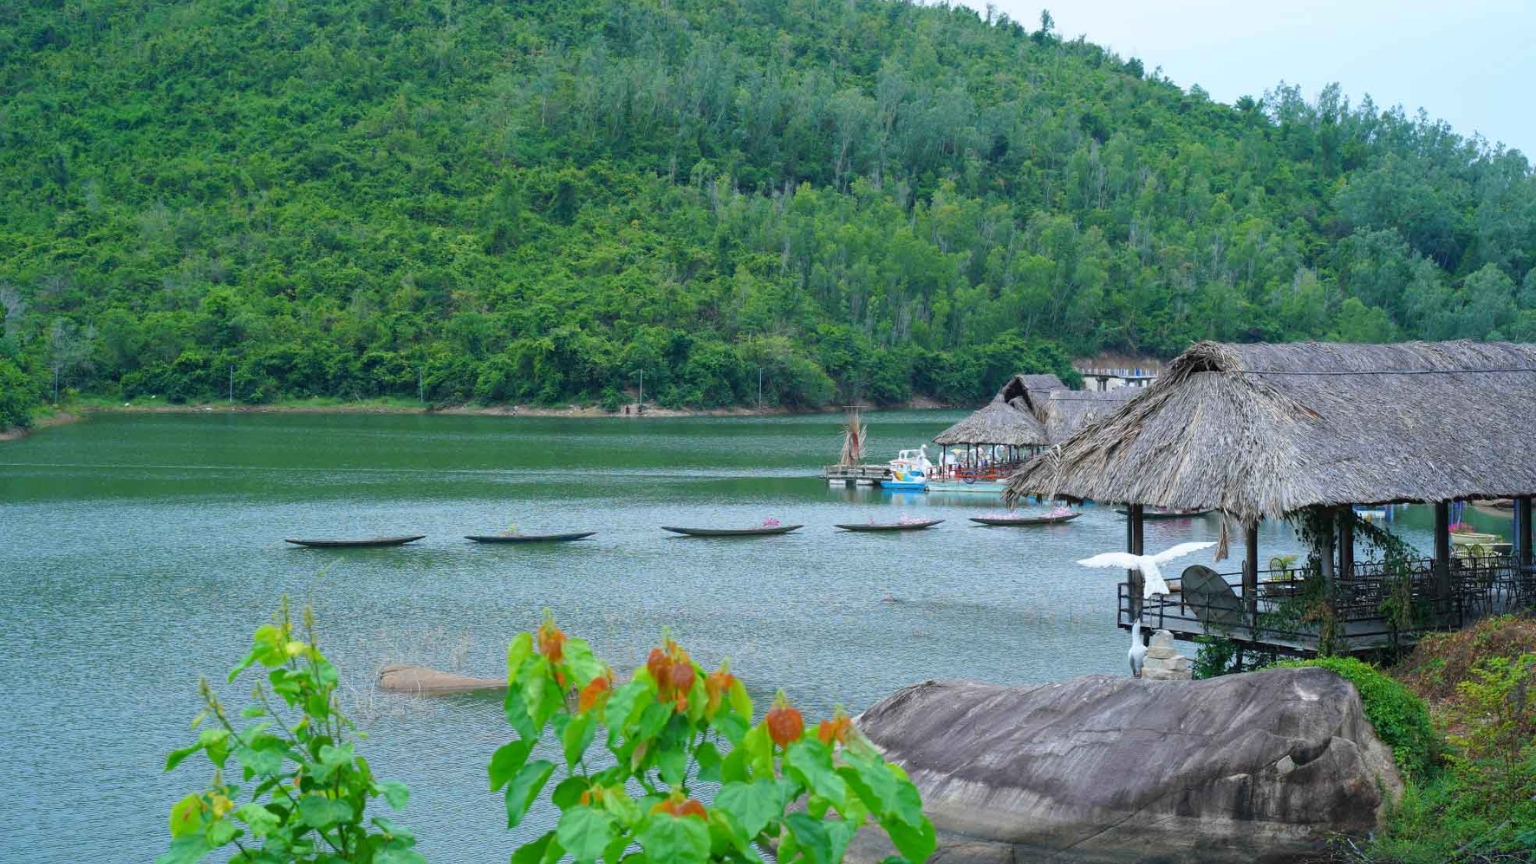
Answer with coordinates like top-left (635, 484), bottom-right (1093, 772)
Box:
top-left (1034, 388), bottom-right (1139, 445)
top-left (933, 397), bottom-right (1049, 449)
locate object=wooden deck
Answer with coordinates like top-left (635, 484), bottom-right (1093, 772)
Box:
top-left (1121, 556), bottom-right (1536, 656)
top-left (823, 463), bottom-right (890, 485)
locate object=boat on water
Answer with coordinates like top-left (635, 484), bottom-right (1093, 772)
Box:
top-left (881, 447), bottom-right (932, 491)
top-left (285, 535), bottom-right (425, 548)
top-left (970, 511), bottom-right (1079, 527)
top-left (661, 524), bottom-right (803, 537)
top-left (466, 531), bottom-right (596, 544)
top-left (1114, 507), bottom-right (1215, 520)
top-left (835, 518), bottom-right (944, 532)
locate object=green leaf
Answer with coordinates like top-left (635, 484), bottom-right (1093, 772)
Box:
top-left (562, 637), bottom-right (605, 688)
top-left (882, 809), bottom-right (938, 864)
top-left (785, 739), bottom-right (847, 809)
top-left (235, 803), bottom-right (279, 837)
top-left (510, 830), bottom-right (557, 864)
top-left (165, 742), bottom-right (204, 772)
top-left (169, 794), bottom-right (205, 838)
top-left (552, 776), bottom-right (590, 810)
top-left (297, 795), bottom-right (354, 829)
top-left (522, 657), bottom-right (565, 729)
top-left (784, 812), bottom-right (835, 864)
top-left (314, 742), bottom-right (354, 781)
top-left (375, 848), bottom-right (428, 864)
top-left (709, 712), bottom-right (748, 746)
top-left (557, 805), bottom-right (617, 863)
top-left (636, 701), bottom-right (671, 740)
top-left (373, 816), bottom-right (416, 843)
top-left (727, 678), bottom-right (753, 723)
top-left (378, 779), bottom-right (410, 811)
top-left (155, 834), bottom-right (212, 864)
top-left (562, 711), bottom-right (597, 768)
top-left (599, 788), bottom-right (641, 828)
top-left (840, 751), bottom-right (925, 828)
top-left (504, 685), bottom-right (538, 742)
top-left (636, 813), bottom-right (710, 864)
top-left (656, 747), bottom-right (687, 786)
top-left (198, 729), bottom-right (230, 768)
top-left (505, 759), bottom-right (556, 830)
top-left (603, 680), bottom-right (651, 746)
top-left (713, 779), bottom-right (781, 840)
top-left (489, 740), bottom-right (532, 792)
top-left (719, 745), bottom-right (749, 784)
top-left (741, 722), bottom-right (774, 781)
top-left (206, 819), bottom-right (239, 846)
top-left (507, 632), bottom-right (535, 681)
top-left (235, 742), bottom-right (285, 777)
top-left (602, 832), bottom-right (632, 864)
top-left (694, 741), bottom-right (722, 782)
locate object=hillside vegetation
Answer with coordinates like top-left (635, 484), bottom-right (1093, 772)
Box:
top-left (2, 0), bottom-right (1534, 427)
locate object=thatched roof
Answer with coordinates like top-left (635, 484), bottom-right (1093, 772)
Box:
top-left (933, 396), bottom-right (1049, 447)
top-left (1035, 388), bottom-right (1140, 444)
top-left (1006, 340), bottom-right (1536, 524)
top-left (999, 374), bottom-right (1069, 403)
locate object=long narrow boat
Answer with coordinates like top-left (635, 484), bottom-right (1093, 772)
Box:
top-left (835, 519), bottom-right (944, 532)
top-left (1113, 508), bottom-right (1215, 520)
top-left (285, 535), bottom-right (426, 548)
top-left (969, 513), bottom-right (1079, 527)
top-left (465, 532), bottom-right (596, 544)
top-left (661, 525), bottom-right (803, 537)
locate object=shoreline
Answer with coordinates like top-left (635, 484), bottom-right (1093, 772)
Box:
top-left (2, 396), bottom-right (953, 441)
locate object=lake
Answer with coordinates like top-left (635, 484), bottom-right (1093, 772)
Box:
top-left (0, 410), bottom-right (1485, 863)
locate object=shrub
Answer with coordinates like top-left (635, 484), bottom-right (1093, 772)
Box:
top-left (157, 599), bottom-right (422, 864)
top-left (495, 612), bottom-right (936, 864)
top-left (0, 357), bottom-right (37, 428)
top-left (1271, 656), bottom-right (1437, 781)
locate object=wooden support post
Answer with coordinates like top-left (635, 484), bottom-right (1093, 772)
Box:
top-left (1338, 507), bottom-right (1355, 578)
top-left (1244, 520), bottom-right (1259, 633)
top-left (1127, 503), bottom-right (1144, 620)
top-left (1514, 496), bottom-right (1533, 568)
top-left (1318, 508), bottom-right (1335, 583)
top-left (1433, 501), bottom-right (1452, 602)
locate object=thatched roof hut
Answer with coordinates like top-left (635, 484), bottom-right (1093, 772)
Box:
top-left (1006, 340), bottom-right (1536, 525)
top-left (1035, 388), bottom-right (1140, 444)
top-left (933, 397), bottom-right (1049, 447)
top-left (1000, 374), bottom-right (1070, 402)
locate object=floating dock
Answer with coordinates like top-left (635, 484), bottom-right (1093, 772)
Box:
top-left (823, 464), bottom-right (890, 486)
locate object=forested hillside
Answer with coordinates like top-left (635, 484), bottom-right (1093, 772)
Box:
top-left (2, 0), bottom-right (1534, 427)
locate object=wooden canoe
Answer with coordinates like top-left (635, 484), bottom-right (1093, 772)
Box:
top-left (465, 532), bottom-right (596, 544)
top-left (1114, 508), bottom-right (1215, 520)
top-left (969, 513), bottom-right (1079, 527)
top-left (661, 525), bottom-right (803, 537)
top-left (835, 519), bottom-right (944, 532)
top-left (285, 535), bottom-right (425, 548)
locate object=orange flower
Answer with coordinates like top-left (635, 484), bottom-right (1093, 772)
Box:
top-left (537, 611), bottom-right (566, 664)
top-left (646, 647), bottom-right (670, 685)
top-left (651, 794), bottom-right (708, 820)
top-left (816, 710), bottom-right (852, 746)
top-left (578, 674), bottom-right (612, 713)
top-left (704, 663), bottom-right (735, 716)
top-left (765, 691), bottom-right (804, 747)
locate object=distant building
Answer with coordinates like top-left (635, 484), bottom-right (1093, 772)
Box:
top-left (1074, 365), bottom-right (1160, 392)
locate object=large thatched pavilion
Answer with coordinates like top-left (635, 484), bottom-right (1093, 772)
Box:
top-left (1006, 340), bottom-right (1536, 655)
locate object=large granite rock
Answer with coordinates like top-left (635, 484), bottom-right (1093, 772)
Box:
top-left (851, 667), bottom-right (1402, 864)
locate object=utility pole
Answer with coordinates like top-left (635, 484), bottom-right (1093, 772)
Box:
top-left (633, 370), bottom-right (644, 414)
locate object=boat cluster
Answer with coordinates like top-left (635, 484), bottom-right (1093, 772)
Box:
top-left (282, 511), bottom-right (1085, 547)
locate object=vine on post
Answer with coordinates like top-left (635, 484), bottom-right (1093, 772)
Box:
top-left (157, 598), bottom-right (423, 864)
top-left (496, 611), bottom-right (937, 864)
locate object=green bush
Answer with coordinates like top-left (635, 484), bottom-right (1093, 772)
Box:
top-left (1271, 656), bottom-right (1437, 780)
top-left (0, 357), bottom-right (37, 428)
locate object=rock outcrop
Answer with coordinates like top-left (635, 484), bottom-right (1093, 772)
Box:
top-left (376, 664), bottom-right (505, 694)
top-left (850, 667), bottom-right (1402, 864)
top-left (1139, 630), bottom-right (1192, 681)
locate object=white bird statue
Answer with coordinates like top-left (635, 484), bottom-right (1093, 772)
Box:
top-left (1128, 620), bottom-right (1147, 678)
top-left (1076, 541), bottom-right (1217, 598)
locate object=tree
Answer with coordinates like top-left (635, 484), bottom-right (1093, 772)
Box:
top-left (46, 317), bottom-right (96, 403)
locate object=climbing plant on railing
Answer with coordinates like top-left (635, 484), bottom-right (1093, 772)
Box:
top-left (495, 612), bottom-right (936, 864)
top-left (157, 598), bottom-right (424, 864)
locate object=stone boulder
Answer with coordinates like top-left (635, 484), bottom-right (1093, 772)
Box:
top-left (376, 664), bottom-right (505, 695)
top-left (850, 667), bottom-right (1402, 864)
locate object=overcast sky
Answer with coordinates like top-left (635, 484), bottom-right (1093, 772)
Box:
top-left (964, 0), bottom-right (1535, 157)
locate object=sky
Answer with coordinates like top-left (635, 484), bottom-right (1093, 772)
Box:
top-left (964, 0), bottom-right (1536, 156)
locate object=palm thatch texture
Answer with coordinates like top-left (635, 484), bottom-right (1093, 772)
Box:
top-left (838, 406), bottom-right (867, 466)
top-left (1034, 388), bottom-right (1140, 444)
top-left (933, 396), bottom-right (1049, 447)
top-left (1005, 340), bottom-right (1536, 527)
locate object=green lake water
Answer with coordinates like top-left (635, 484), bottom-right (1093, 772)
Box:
top-left (0, 411), bottom-right (1508, 862)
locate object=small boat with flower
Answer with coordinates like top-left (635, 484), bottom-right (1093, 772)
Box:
top-left (970, 506), bottom-right (1079, 527)
top-left (662, 518), bottom-right (802, 538)
top-left (835, 516), bottom-right (944, 533)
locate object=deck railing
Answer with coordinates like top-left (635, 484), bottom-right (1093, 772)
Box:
top-left (1119, 555), bottom-right (1536, 654)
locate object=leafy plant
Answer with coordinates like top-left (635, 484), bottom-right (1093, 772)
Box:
top-left (1271, 656), bottom-right (1437, 781)
top-left (158, 598), bottom-right (423, 864)
top-left (1446, 653), bottom-right (1536, 811)
top-left (495, 612), bottom-right (936, 864)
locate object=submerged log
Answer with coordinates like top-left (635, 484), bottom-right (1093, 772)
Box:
top-left (376, 664), bottom-right (505, 695)
top-left (850, 667), bottom-right (1402, 864)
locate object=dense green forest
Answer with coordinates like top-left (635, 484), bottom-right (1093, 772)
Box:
top-left (2, 0), bottom-right (1534, 428)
